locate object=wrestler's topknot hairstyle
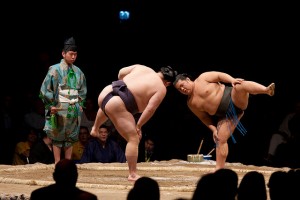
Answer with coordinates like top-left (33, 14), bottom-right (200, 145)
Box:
top-left (160, 66), bottom-right (178, 83)
top-left (63, 37), bottom-right (77, 52)
top-left (173, 73), bottom-right (193, 85)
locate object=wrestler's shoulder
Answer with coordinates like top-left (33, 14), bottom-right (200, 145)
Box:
top-left (130, 64), bottom-right (155, 71)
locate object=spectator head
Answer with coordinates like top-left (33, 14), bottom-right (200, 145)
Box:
top-left (127, 176), bottom-right (160, 200)
top-left (53, 159), bottom-right (78, 187)
top-left (79, 126), bottom-right (90, 144)
top-left (97, 124), bottom-right (110, 143)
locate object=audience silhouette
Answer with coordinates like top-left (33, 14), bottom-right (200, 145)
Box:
top-left (214, 168), bottom-right (238, 200)
top-left (192, 168), bottom-right (238, 200)
top-left (268, 170), bottom-right (290, 200)
top-left (237, 171), bottom-right (267, 200)
top-left (30, 159), bottom-right (98, 200)
top-left (287, 169), bottom-right (300, 199)
top-left (127, 176), bottom-right (160, 200)
top-left (191, 172), bottom-right (215, 200)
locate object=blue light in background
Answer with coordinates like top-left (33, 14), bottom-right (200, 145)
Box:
top-left (119, 10), bottom-right (130, 21)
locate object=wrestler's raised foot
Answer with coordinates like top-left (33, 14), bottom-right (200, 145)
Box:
top-left (128, 174), bottom-right (141, 182)
top-left (267, 83), bottom-right (275, 96)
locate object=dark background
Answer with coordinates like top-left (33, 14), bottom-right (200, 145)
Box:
top-left (2, 1), bottom-right (299, 165)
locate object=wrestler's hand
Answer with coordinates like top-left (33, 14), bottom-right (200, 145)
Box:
top-left (231, 78), bottom-right (244, 87)
top-left (136, 127), bottom-right (142, 141)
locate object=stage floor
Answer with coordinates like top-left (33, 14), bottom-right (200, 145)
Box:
top-left (0, 159), bottom-right (290, 200)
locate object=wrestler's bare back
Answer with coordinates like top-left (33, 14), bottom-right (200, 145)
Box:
top-left (188, 75), bottom-right (225, 116)
top-left (98, 65), bottom-right (167, 112)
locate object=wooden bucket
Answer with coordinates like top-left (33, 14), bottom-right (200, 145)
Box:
top-left (187, 154), bottom-right (204, 162)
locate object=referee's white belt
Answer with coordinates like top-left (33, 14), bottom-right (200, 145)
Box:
top-left (59, 95), bottom-right (79, 105)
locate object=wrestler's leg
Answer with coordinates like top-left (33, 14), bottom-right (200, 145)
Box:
top-left (90, 85), bottom-right (111, 137)
top-left (112, 115), bottom-right (140, 181)
top-left (215, 119), bottom-right (231, 170)
top-left (106, 97), bottom-right (141, 181)
top-left (215, 113), bottom-right (243, 170)
top-left (231, 81), bottom-right (275, 110)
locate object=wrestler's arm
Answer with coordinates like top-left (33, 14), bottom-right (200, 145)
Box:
top-left (188, 105), bottom-right (217, 132)
top-left (202, 71), bottom-right (243, 85)
top-left (136, 91), bottom-right (165, 129)
top-left (118, 65), bottom-right (136, 80)
top-left (189, 105), bottom-right (219, 142)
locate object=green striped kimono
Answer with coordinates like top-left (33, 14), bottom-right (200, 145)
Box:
top-left (39, 59), bottom-right (87, 147)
